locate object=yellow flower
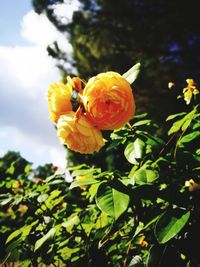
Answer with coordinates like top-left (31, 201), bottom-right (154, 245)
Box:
top-left (185, 179), bottom-right (200, 191)
top-left (48, 78), bottom-right (73, 123)
top-left (12, 180), bottom-right (22, 189)
top-left (18, 204), bottom-right (28, 216)
top-left (183, 79), bottom-right (199, 105)
top-left (57, 111), bottom-right (105, 154)
top-left (83, 72), bottom-right (135, 130)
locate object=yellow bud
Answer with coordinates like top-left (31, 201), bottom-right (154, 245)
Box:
top-left (168, 82), bottom-right (175, 89)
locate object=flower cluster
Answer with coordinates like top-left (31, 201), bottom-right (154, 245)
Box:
top-left (48, 72), bottom-right (135, 154)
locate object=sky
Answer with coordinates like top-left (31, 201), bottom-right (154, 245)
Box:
top-left (0, 0), bottom-right (79, 168)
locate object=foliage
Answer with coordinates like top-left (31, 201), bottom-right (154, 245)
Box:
top-left (0, 85), bottom-right (199, 266)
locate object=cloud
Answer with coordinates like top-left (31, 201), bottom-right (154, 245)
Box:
top-left (0, 6), bottom-right (78, 167)
top-left (53, 0), bottom-right (81, 25)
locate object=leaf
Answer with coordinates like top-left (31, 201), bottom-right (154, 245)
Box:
top-left (0, 197), bottom-right (12, 206)
top-left (58, 247), bottom-right (79, 260)
top-left (168, 109), bottom-right (196, 135)
top-left (132, 120), bottom-right (152, 127)
top-left (21, 225), bottom-right (33, 241)
top-left (62, 215), bottom-right (80, 229)
top-left (134, 169), bottom-right (159, 185)
top-left (6, 220), bottom-right (38, 244)
top-left (181, 119), bottom-right (192, 131)
top-left (37, 193), bottom-right (49, 203)
top-left (138, 133), bottom-right (164, 147)
top-left (124, 139), bottom-right (145, 164)
top-left (96, 183), bottom-right (129, 220)
top-left (146, 245), bottom-right (166, 267)
top-left (128, 255), bottom-right (144, 267)
top-left (166, 112), bottom-right (186, 121)
top-left (154, 208), bottom-right (190, 244)
top-left (71, 168), bottom-right (99, 177)
top-left (168, 119), bottom-right (185, 135)
top-left (21, 260), bottom-right (32, 267)
top-left (6, 229), bottom-right (22, 244)
top-left (178, 131), bottom-right (200, 145)
top-left (106, 138), bottom-right (124, 151)
top-left (8, 249), bottom-right (20, 262)
top-left (34, 228), bottom-right (56, 252)
top-left (69, 175), bottom-right (100, 189)
top-left (122, 63), bottom-right (141, 84)
top-left (48, 179), bottom-right (64, 185)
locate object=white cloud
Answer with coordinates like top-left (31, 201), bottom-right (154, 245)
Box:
top-left (21, 10), bottom-right (72, 54)
top-left (53, 0), bottom-right (81, 25)
top-left (0, 5), bottom-right (79, 168)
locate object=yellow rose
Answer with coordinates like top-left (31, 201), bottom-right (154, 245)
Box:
top-left (83, 72), bottom-right (135, 130)
top-left (48, 79), bottom-right (73, 123)
top-left (57, 111), bottom-right (105, 154)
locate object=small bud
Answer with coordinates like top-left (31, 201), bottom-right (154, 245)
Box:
top-left (168, 82), bottom-right (175, 89)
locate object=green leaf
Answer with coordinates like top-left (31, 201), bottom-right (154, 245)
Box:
top-left (69, 175), bottom-right (101, 189)
top-left (58, 247), bottom-right (79, 261)
top-left (37, 193), bottom-right (48, 203)
top-left (178, 131), bottom-right (200, 145)
top-left (168, 119), bottom-right (185, 135)
top-left (34, 228), bottom-right (56, 252)
top-left (168, 109), bottom-right (196, 135)
top-left (106, 138), bottom-right (124, 151)
top-left (71, 168), bottom-right (99, 177)
top-left (21, 260), bottom-right (32, 267)
top-left (0, 197), bottom-right (12, 206)
top-left (122, 63), bottom-right (141, 84)
top-left (193, 153), bottom-right (200, 162)
top-left (62, 215), bottom-right (80, 229)
top-left (134, 169), bottom-right (159, 185)
top-left (48, 179), bottom-right (64, 185)
top-left (6, 220), bottom-right (38, 244)
top-left (181, 119), bottom-right (192, 131)
top-left (166, 112), bottom-right (186, 121)
top-left (124, 139), bottom-right (145, 164)
top-left (132, 120), bottom-right (152, 127)
top-left (6, 229), bottom-right (22, 244)
top-left (155, 208), bottom-right (190, 244)
top-left (96, 183), bottom-right (129, 220)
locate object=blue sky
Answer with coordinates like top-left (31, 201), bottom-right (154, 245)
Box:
top-left (0, 0), bottom-right (32, 46)
top-left (0, 0), bottom-right (79, 167)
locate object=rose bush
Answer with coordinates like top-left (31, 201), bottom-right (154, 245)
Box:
top-left (0, 66), bottom-right (199, 267)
